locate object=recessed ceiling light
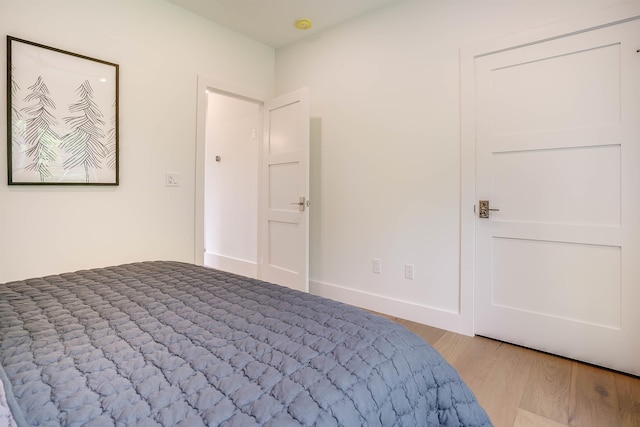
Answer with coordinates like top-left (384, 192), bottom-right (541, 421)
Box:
top-left (295, 18), bottom-right (313, 30)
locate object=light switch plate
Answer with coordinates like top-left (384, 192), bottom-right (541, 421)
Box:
top-left (165, 172), bottom-right (180, 187)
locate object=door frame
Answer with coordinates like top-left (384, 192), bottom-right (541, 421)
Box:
top-left (194, 75), bottom-right (265, 268)
top-left (459, 2), bottom-right (640, 336)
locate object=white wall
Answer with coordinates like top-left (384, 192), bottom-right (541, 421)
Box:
top-left (275, 0), bottom-right (630, 331)
top-left (0, 0), bottom-right (274, 283)
top-left (2, 0), bottom-right (631, 331)
top-left (204, 93), bottom-right (260, 277)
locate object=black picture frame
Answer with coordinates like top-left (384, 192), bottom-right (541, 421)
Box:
top-left (7, 36), bottom-right (119, 185)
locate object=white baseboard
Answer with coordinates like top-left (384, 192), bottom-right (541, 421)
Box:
top-left (204, 252), bottom-right (258, 279)
top-left (310, 279), bottom-right (463, 334)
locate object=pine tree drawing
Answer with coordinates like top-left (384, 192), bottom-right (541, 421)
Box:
top-left (10, 65), bottom-right (23, 148)
top-left (61, 80), bottom-right (107, 183)
top-left (20, 76), bottom-right (60, 182)
top-left (10, 66), bottom-right (21, 121)
top-left (105, 100), bottom-right (117, 170)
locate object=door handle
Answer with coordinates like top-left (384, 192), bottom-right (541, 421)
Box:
top-left (479, 200), bottom-right (499, 218)
top-left (290, 196), bottom-right (306, 212)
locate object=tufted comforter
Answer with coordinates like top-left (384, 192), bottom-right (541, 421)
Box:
top-left (0, 261), bottom-right (492, 426)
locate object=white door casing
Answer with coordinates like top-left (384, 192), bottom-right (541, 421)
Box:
top-left (259, 88), bottom-right (310, 292)
top-left (195, 76), bottom-right (266, 268)
top-left (472, 16), bottom-right (640, 376)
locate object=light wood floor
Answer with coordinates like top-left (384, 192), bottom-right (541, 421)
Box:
top-left (381, 314), bottom-right (640, 427)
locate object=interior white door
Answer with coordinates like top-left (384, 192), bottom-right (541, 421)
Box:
top-left (260, 88), bottom-right (310, 292)
top-left (474, 18), bottom-right (640, 375)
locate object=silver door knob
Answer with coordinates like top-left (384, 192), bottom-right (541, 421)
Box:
top-left (479, 200), bottom-right (499, 218)
top-left (290, 196), bottom-right (306, 212)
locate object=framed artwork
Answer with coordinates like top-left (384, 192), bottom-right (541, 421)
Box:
top-left (7, 36), bottom-right (119, 185)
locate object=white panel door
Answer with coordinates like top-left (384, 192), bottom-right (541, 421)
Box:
top-left (260, 88), bottom-right (310, 292)
top-left (474, 19), bottom-right (640, 375)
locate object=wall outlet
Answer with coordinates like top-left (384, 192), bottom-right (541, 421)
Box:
top-left (405, 264), bottom-right (414, 280)
top-left (166, 172), bottom-right (180, 187)
top-left (372, 258), bottom-right (382, 274)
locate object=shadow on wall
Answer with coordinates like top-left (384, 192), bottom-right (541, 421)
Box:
top-left (310, 117), bottom-right (322, 280)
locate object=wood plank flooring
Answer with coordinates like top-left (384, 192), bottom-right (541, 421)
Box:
top-left (382, 315), bottom-right (640, 427)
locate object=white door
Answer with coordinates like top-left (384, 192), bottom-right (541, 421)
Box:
top-left (474, 19), bottom-right (640, 375)
top-left (259, 88), bottom-right (310, 292)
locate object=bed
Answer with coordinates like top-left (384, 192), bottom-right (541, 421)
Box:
top-left (0, 261), bottom-right (492, 426)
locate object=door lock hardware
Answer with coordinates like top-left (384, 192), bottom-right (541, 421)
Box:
top-left (290, 196), bottom-right (306, 212)
top-left (479, 200), bottom-right (500, 218)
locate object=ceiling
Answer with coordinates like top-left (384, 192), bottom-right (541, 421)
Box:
top-left (166, 0), bottom-right (404, 48)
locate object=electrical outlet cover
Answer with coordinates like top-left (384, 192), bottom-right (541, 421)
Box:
top-left (405, 264), bottom-right (414, 280)
top-left (373, 258), bottom-right (382, 274)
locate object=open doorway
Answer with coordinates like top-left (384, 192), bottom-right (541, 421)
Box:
top-left (200, 89), bottom-right (262, 278)
top-left (194, 77), bottom-right (310, 291)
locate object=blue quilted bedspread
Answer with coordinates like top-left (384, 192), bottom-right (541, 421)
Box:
top-left (0, 261), bottom-right (492, 426)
